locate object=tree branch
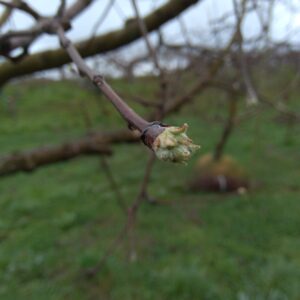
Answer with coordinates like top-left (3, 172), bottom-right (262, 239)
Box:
top-left (0, 0), bottom-right (94, 61)
top-left (57, 26), bottom-right (150, 132)
top-left (0, 135), bottom-right (112, 176)
top-left (0, 0), bottom-right (40, 20)
top-left (0, 0), bottom-right (21, 29)
top-left (0, 0), bottom-right (200, 85)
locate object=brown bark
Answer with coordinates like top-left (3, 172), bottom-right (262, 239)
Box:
top-left (0, 0), bottom-right (22, 28)
top-left (57, 26), bottom-right (150, 132)
top-left (164, 38), bottom-right (236, 115)
top-left (0, 136), bottom-right (103, 176)
top-left (213, 96), bottom-right (238, 161)
top-left (0, 0), bottom-right (199, 85)
top-left (0, 0), bottom-right (95, 60)
top-left (0, 129), bottom-right (139, 177)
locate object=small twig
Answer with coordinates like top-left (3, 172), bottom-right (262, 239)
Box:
top-left (0, 0), bottom-right (40, 20)
top-left (126, 152), bottom-right (156, 261)
top-left (56, 0), bottom-right (66, 18)
top-left (177, 16), bottom-right (193, 48)
top-left (0, 0), bottom-right (94, 59)
top-left (130, 0), bottom-right (169, 205)
top-left (85, 222), bottom-right (128, 278)
top-left (163, 1), bottom-right (247, 115)
top-left (131, 96), bottom-right (161, 108)
top-left (129, 152), bottom-right (156, 214)
top-left (0, 0), bottom-right (21, 29)
top-left (233, 0), bottom-right (259, 105)
top-left (90, 0), bottom-right (115, 37)
top-left (130, 0), bottom-right (160, 71)
top-left (56, 26), bottom-right (150, 132)
top-left (214, 91), bottom-right (239, 161)
top-left (100, 157), bottom-right (127, 214)
top-left (85, 152), bottom-right (156, 277)
top-left (113, 0), bottom-right (126, 21)
top-left (85, 0), bottom-right (116, 51)
top-left (130, 0), bottom-right (169, 105)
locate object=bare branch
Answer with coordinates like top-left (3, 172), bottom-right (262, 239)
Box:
top-left (130, 0), bottom-right (161, 71)
top-left (0, 136), bottom-right (111, 176)
top-left (56, 0), bottom-right (67, 18)
top-left (0, 129), bottom-right (139, 177)
top-left (232, 0), bottom-right (259, 105)
top-left (0, 0), bottom-right (200, 85)
top-left (0, 0), bottom-right (21, 29)
top-left (57, 26), bottom-right (150, 132)
top-left (100, 157), bottom-right (127, 213)
top-left (63, 0), bottom-right (95, 20)
top-left (0, 0), bottom-right (95, 61)
top-left (0, 0), bottom-right (40, 20)
top-left (90, 0), bottom-right (115, 37)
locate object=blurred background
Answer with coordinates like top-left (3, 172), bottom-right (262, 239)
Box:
top-left (0, 0), bottom-right (299, 299)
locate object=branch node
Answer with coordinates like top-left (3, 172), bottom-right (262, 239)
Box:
top-left (141, 122), bottom-right (166, 148)
top-left (93, 75), bottom-right (105, 87)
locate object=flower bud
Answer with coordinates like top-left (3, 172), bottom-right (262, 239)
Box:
top-left (152, 123), bottom-right (200, 163)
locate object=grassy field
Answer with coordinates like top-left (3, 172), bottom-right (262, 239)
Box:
top-left (0, 77), bottom-right (299, 299)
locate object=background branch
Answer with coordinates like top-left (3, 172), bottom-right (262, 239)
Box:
top-left (0, 0), bottom-right (200, 85)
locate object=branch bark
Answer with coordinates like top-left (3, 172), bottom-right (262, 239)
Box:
top-left (0, 0), bottom-right (21, 28)
top-left (0, 0), bottom-right (199, 85)
top-left (0, 129), bottom-right (139, 177)
top-left (214, 94), bottom-right (238, 161)
top-left (0, 0), bottom-right (94, 61)
top-left (57, 26), bottom-right (150, 132)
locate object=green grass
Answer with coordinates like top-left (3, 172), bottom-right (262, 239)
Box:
top-left (0, 77), bottom-right (299, 299)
